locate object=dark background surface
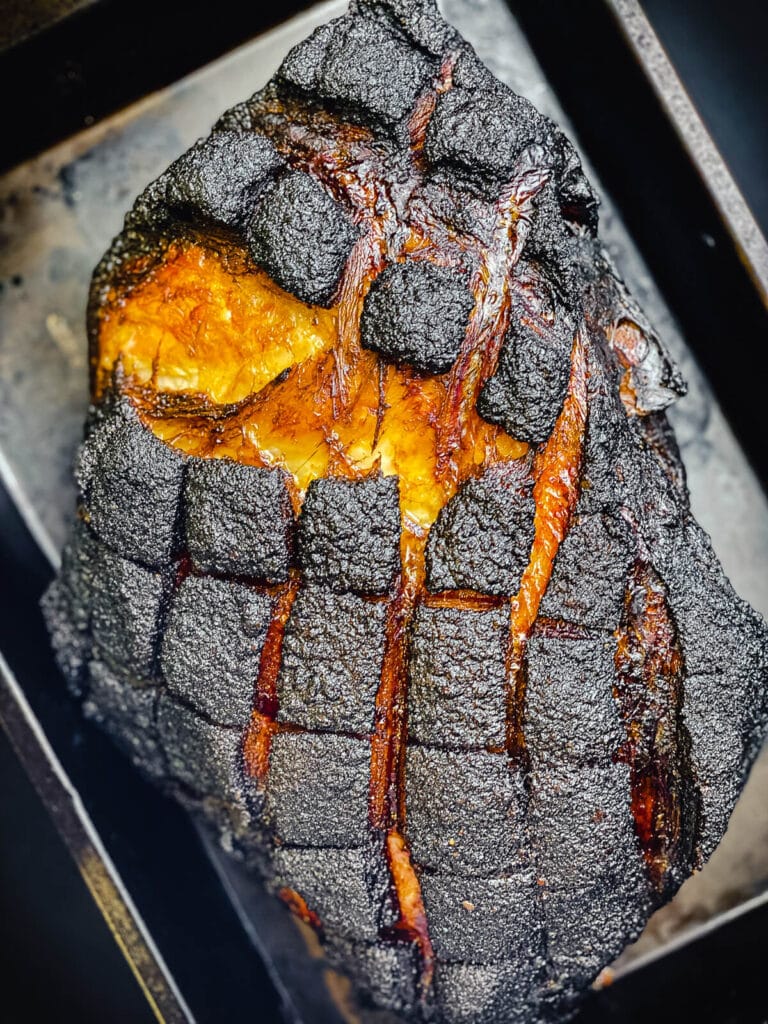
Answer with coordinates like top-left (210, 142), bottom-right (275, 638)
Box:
top-left (0, 1), bottom-right (767, 1022)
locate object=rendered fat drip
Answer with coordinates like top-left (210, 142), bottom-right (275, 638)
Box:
top-left (43, 1), bottom-right (768, 1021)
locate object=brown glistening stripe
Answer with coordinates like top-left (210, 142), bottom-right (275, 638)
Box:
top-left (242, 571), bottom-right (300, 784)
top-left (614, 558), bottom-right (700, 895)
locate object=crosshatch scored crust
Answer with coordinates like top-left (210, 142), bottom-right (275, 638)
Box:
top-left (43, 1), bottom-right (768, 1021)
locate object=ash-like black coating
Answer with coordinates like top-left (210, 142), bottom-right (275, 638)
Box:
top-left (41, 520), bottom-right (102, 693)
top-left (42, 579), bottom-right (92, 696)
top-left (577, 358), bottom-right (636, 516)
top-left (247, 170), bottom-right (358, 307)
top-left (683, 672), bottom-right (755, 860)
top-left (420, 869), bottom-right (542, 963)
top-left (558, 145), bottom-right (600, 234)
top-left (90, 546), bottom-right (170, 681)
top-left (426, 462), bottom-right (535, 595)
top-left (577, 349), bottom-right (684, 524)
top-left (525, 636), bottom-right (623, 769)
top-left (277, 587), bottom-right (387, 734)
top-left (324, 936), bottom-right (419, 1016)
top-left (360, 261), bottom-right (474, 373)
top-left (298, 475), bottom-right (400, 595)
top-left (278, 12), bottom-right (438, 128)
top-left (160, 575), bottom-right (271, 728)
top-left (424, 50), bottom-right (546, 181)
top-left (163, 131), bottom-right (284, 230)
top-left (350, 0), bottom-right (461, 56)
top-left (45, 0), bottom-right (768, 1020)
top-left (405, 746), bottom-right (524, 875)
top-left (76, 399), bottom-right (185, 568)
top-left (538, 513), bottom-right (634, 631)
top-left (528, 764), bottom-right (649, 994)
top-left (55, 519), bottom-right (102, 633)
top-left (407, 605), bottom-right (508, 748)
top-left (272, 846), bottom-right (393, 942)
top-left (647, 517), bottom-right (768, 857)
top-left (477, 320), bottom-right (572, 445)
top-left (434, 960), bottom-right (545, 1024)
top-left (83, 660), bottom-right (165, 779)
top-left (266, 731), bottom-right (370, 848)
top-left (525, 181), bottom-right (585, 305)
top-left (156, 694), bottom-right (250, 810)
top-left (184, 458), bottom-right (293, 582)
top-left (650, 518), bottom-right (765, 680)
top-left (526, 582), bottom-right (648, 998)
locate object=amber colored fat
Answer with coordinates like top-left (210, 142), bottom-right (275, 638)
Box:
top-left (511, 333), bottom-right (588, 636)
top-left (278, 887), bottom-right (323, 931)
top-left (98, 242), bottom-right (527, 533)
top-left (385, 828), bottom-right (435, 991)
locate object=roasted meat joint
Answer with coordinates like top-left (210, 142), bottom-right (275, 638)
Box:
top-left (42, 0), bottom-right (768, 1020)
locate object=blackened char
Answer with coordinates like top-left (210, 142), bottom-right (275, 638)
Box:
top-left (298, 475), bottom-right (401, 595)
top-left (272, 845), bottom-right (395, 942)
top-left (265, 731), bottom-right (370, 847)
top-left (184, 458), bottom-right (293, 582)
top-left (405, 746), bottom-right (525, 875)
top-left (162, 131), bottom-right (285, 230)
top-left (538, 513), bottom-right (634, 631)
top-left (91, 546), bottom-right (170, 681)
top-left (426, 462), bottom-right (535, 595)
top-left (160, 575), bottom-right (272, 728)
top-left (477, 317), bottom-right (572, 445)
top-left (247, 170), bottom-right (359, 307)
top-left (76, 398), bottom-right (185, 568)
top-left (277, 586), bottom-right (387, 733)
top-left (84, 660), bottom-right (165, 779)
top-left (278, 11), bottom-right (439, 129)
top-left (360, 261), bottom-right (474, 373)
top-left (407, 605), bottom-right (508, 748)
top-left (421, 870), bottom-right (543, 962)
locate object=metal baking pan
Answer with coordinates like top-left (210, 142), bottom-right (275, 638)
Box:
top-left (1, 1), bottom-right (767, 1020)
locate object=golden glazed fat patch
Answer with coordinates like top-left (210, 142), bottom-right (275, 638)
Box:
top-left (98, 241), bottom-right (528, 533)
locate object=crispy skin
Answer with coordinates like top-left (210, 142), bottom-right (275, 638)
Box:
top-left (43, 1), bottom-right (768, 1021)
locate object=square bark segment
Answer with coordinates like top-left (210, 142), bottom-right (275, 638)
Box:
top-left (76, 400), bottom-right (185, 567)
top-left (156, 695), bottom-right (247, 808)
top-left (405, 746), bottom-right (524, 875)
top-left (297, 475), bottom-right (400, 595)
top-left (266, 731), bottom-right (370, 847)
top-left (360, 262), bottom-right (473, 374)
top-left (160, 575), bottom-right (271, 727)
top-left (90, 546), bottom-right (169, 681)
top-left (435, 961), bottom-right (543, 1024)
top-left (279, 15), bottom-right (438, 128)
top-left (184, 458), bottom-right (293, 582)
top-left (539, 513), bottom-right (633, 631)
top-left (421, 870), bottom-right (541, 963)
top-left (247, 170), bottom-right (358, 307)
top-left (272, 846), bottom-right (389, 943)
top-left (277, 587), bottom-right (387, 733)
top-left (408, 605), bottom-right (508, 748)
top-left (425, 464), bottom-right (535, 596)
top-left (525, 636), bottom-right (623, 769)
top-left (165, 131), bottom-right (284, 229)
top-left (528, 763), bottom-right (648, 990)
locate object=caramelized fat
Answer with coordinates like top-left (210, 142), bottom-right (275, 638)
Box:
top-left (97, 241), bottom-right (527, 534)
